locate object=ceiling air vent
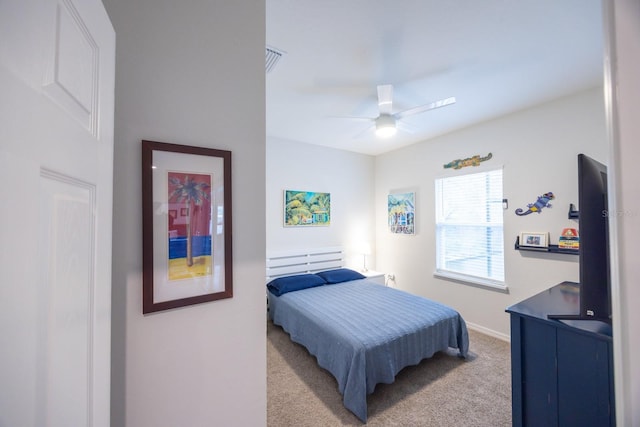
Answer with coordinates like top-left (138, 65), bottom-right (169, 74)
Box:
top-left (266, 46), bottom-right (285, 73)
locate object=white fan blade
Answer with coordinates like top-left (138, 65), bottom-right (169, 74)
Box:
top-left (353, 123), bottom-right (375, 139)
top-left (395, 96), bottom-right (455, 120)
top-left (327, 115), bottom-right (375, 120)
top-left (396, 121), bottom-right (415, 134)
top-left (377, 84), bottom-right (393, 115)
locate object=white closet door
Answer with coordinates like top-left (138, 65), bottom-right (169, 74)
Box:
top-left (0, 0), bottom-right (115, 425)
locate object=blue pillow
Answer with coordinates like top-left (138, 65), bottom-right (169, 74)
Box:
top-left (266, 274), bottom-right (327, 296)
top-left (315, 268), bottom-right (366, 284)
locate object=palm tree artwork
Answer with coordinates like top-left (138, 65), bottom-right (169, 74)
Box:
top-left (284, 190), bottom-right (330, 226)
top-left (168, 173), bottom-right (212, 274)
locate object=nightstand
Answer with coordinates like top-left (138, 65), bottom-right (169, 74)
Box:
top-left (360, 270), bottom-right (385, 286)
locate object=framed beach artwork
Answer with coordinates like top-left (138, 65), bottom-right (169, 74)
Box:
top-left (284, 190), bottom-right (331, 227)
top-left (142, 140), bottom-right (233, 314)
top-left (388, 192), bottom-right (416, 234)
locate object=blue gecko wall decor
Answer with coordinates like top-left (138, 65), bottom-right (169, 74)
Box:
top-left (515, 192), bottom-right (555, 216)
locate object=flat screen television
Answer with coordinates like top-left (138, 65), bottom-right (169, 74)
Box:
top-left (549, 153), bottom-right (611, 323)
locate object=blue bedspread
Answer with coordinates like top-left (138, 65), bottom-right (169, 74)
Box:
top-left (268, 279), bottom-right (469, 422)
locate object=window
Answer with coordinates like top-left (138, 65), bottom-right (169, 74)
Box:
top-left (435, 168), bottom-right (505, 289)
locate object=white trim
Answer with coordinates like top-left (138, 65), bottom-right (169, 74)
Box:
top-left (466, 321), bottom-right (510, 343)
top-left (434, 270), bottom-right (509, 293)
top-left (602, 0), bottom-right (627, 424)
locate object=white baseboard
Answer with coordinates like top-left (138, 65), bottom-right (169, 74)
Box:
top-left (465, 321), bottom-right (510, 342)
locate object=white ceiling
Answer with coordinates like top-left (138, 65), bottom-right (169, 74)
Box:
top-left (266, 1), bottom-right (604, 156)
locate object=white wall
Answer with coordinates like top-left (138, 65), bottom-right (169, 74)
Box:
top-left (266, 137), bottom-right (376, 268)
top-left (375, 88), bottom-right (607, 339)
top-left (103, 1), bottom-right (266, 426)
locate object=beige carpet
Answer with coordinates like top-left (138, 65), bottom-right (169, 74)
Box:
top-left (267, 319), bottom-right (511, 426)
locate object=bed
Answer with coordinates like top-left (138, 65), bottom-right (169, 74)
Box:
top-left (266, 247), bottom-right (469, 422)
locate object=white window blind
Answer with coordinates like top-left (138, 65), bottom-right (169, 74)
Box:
top-left (435, 168), bottom-right (505, 287)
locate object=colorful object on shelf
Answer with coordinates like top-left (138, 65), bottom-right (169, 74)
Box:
top-left (443, 152), bottom-right (492, 170)
top-left (515, 192), bottom-right (555, 216)
top-left (559, 227), bottom-right (580, 250)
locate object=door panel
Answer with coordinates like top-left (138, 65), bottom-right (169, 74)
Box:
top-left (521, 319), bottom-right (558, 427)
top-left (37, 171), bottom-right (95, 427)
top-left (43, 0), bottom-right (101, 135)
top-left (557, 328), bottom-right (613, 426)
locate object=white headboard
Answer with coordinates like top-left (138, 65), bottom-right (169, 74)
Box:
top-left (266, 246), bottom-right (344, 283)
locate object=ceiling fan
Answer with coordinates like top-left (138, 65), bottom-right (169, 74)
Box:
top-left (346, 84), bottom-right (456, 138)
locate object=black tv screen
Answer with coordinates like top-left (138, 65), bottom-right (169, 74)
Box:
top-left (577, 153), bottom-right (611, 322)
top-left (548, 154), bottom-right (611, 323)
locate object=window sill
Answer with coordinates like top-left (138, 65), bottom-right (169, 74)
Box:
top-left (433, 270), bottom-right (509, 293)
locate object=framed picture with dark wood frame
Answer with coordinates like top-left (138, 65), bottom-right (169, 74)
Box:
top-left (142, 140), bottom-right (232, 314)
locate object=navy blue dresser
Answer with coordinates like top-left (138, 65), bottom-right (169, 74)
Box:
top-left (506, 282), bottom-right (615, 427)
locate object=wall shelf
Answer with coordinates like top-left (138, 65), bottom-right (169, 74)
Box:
top-left (514, 236), bottom-right (579, 255)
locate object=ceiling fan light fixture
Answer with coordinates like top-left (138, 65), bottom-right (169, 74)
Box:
top-left (375, 115), bottom-right (397, 138)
